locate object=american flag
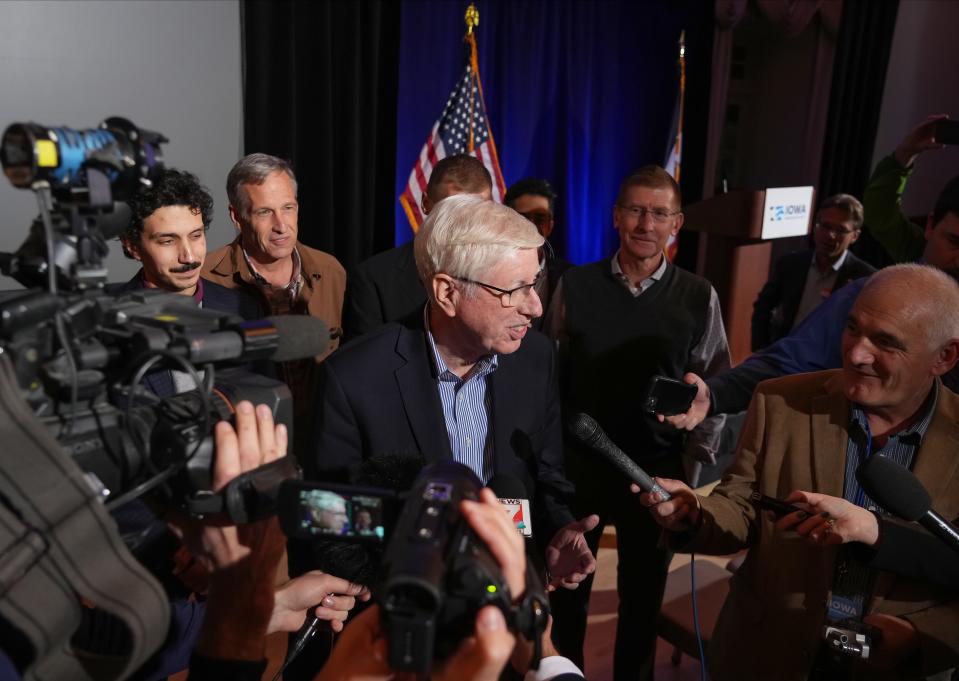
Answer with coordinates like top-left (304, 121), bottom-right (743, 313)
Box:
top-left (399, 54), bottom-right (506, 231)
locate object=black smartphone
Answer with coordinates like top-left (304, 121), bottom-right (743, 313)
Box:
top-left (277, 480), bottom-right (398, 543)
top-left (934, 119), bottom-right (959, 145)
top-left (750, 491), bottom-right (803, 517)
top-left (643, 375), bottom-right (697, 416)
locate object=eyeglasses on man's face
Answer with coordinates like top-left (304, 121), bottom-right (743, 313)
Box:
top-left (617, 204), bottom-right (681, 224)
top-left (456, 273), bottom-right (542, 308)
top-left (815, 221), bottom-right (858, 238)
top-left (519, 210), bottom-right (552, 229)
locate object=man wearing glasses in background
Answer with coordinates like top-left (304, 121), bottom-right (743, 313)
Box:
top-left (751, 194), bottom-right (875, 351)
top-left (544, 165), bottom-right (730, 681)
top-left (504, 178), bottom-right (572, 330)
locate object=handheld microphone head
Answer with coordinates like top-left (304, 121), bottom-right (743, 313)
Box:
top-left (567, 412), bottom-right (603, 449)
top-left (566, 412), bottom-right (671, 500)
top-left (858, 455), bottom-right (931, 522)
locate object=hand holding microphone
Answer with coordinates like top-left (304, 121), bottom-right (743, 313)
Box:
top-left (567, 413), bottom-right (701, 531)
top-left (566, 413), bottom-right (672, 500)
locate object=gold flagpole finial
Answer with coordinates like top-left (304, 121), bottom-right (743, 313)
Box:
top-left (678, 29), bottom-right (686, 60)
top-left (465, 4), bottom-right (479, 35)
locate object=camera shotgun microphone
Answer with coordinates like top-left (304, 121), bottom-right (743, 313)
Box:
top-left (567, 413), bottom-right (671, 501)
top-left (858, 455), bottom-right (959, 555)
top-left (185, 314), bottom-right (331, 364)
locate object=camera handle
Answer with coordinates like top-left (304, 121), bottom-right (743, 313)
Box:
top-left (31, 179), bottom-right (57, 293)
top-left (186, 456), bottom-right (302, 522)
top-left (509, 557), bottom-right (551, 669)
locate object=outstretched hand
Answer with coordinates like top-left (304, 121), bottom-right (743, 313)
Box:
top-left (545, 515), bottom-right (600, 591)
top-left (774, 490), bottom-right (879, 547)
top-left (634, 477), bottom-right (701, 532)
top-left (269, 571), bottom-right (371, 634)
top-left (894, 114), bottom-right (949, 168)
top-left (172, 401), bottom-right (289, 661)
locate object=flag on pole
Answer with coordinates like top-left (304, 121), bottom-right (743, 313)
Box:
top-left (663, 30), bottom-right (686, 262)
top-left (399, 4), bottom-right (506, 232)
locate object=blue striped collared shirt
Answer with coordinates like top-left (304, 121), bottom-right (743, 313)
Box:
top-left (842, 382), bottom-right (939, 510)
top-left (426, 327), bottom-right (499, 483)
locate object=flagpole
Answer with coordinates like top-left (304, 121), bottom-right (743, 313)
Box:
top-left (465, 4), bottom-right (479, 152)
top-left (462, 2), bottom-right (506, 198)
top-left (674, 30), bottom-right (686, 183)
top-left (664, 30), bottom-right (686, 262)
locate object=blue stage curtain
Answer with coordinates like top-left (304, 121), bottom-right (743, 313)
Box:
top-left (394, 0), bottom-right (712, 265)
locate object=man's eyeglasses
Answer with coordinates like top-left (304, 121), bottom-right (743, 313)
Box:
top-left (617, 205), bottom-right (681, 224)
top-left (815, 221), bottom-right (858, 237)
top-left (456, 275), bottom-right (541, 308)
top-left (519, 210), bottom-right (552, 228)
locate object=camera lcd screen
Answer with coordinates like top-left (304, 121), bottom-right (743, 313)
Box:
top-left (297, 489), bottom-right (387, 541)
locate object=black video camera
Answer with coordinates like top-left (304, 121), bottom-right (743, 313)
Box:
top-left (0, 117), bottom-right (305, 522)
top-left (279, 462), bottom-right (549, 675)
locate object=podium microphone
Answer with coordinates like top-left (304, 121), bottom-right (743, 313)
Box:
top-left (858, 455), bottom-right (959, 555)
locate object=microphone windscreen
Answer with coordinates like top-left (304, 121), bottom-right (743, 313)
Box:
top-left (567, 412), bottom-right (603, 447)
top-left (266, 315), bottom-right (331, 361)
top-left (487, 474), bottom-right (530, 501)
top-left (858, 455), bottom-right (931, 521)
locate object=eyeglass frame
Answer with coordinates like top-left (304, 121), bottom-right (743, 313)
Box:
top-left (616, 204), bottom-right (682, 224)
top-left (814, 220), bottom-right (860, 238)
top-left (518, 209), bottom-right (553, 228)
top-left (455, 271), bottom-right (543, 308)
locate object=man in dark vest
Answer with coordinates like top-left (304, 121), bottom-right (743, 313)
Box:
top-left (544, 165), bottom-right (731, 681)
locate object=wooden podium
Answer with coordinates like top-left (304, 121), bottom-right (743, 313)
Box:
top-left (683, 188), bottom-right (814, 365)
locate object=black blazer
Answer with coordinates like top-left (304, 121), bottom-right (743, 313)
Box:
top-left (751, 250), bottom-right (874, 351)
top-left (342, 242), bottom-right (425, 343)
top-left (105, 272), bottom-right (263, 397)
top-left (309, 311), bottom-right (576, 544)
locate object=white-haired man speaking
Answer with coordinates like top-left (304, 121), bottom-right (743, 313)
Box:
top-left (304, 194), bottom-right (598, 589)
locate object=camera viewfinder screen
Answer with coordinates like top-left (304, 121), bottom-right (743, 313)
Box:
top-left (297, 489), bottom-right (386, 541)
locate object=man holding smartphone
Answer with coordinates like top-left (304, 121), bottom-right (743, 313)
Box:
top-left (543, 166), bottom-right (730, 681)
top-left (639, 264), bottom-right (959, 681)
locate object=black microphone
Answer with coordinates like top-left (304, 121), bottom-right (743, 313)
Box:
top-left (487, 474), bottom-right (530, 501)
top-left (259, 315), bottom-right (331, 362)
top-left (858, 455), bottom-right (959, 555)
top-left (567, 413), bottom-right (672, 501)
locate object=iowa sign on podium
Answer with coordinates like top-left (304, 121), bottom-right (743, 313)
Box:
top-left (684, 186), bottom-right (815, 363)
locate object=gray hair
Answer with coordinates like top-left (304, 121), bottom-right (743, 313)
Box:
top-left (819, 193), bottom-right (864, 231)
top-left (414, 194), bottom-right (544, 299)
top-left (226, 153), bottom-right (298, 218)
top-left (860, 263), bottom-right (959, 349)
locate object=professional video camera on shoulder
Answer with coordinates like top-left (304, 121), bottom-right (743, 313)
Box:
top-left (0, 117), bottom-right (318, 522)
top-left (279, 461), bottom-right (550, 675)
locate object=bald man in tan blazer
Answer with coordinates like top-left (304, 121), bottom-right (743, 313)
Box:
top-left (641, 265), bottom-right (959, 681)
